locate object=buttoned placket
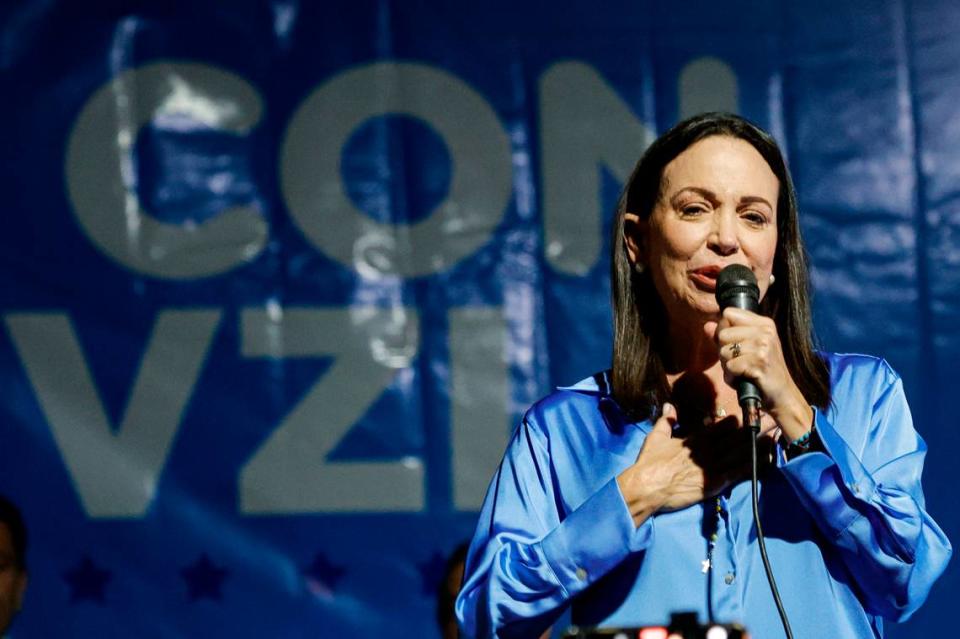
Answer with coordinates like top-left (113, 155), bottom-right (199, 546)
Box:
top-left (708, 490), bottom-right (743, 621)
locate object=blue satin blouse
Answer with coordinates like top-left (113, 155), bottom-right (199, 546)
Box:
top-left (456, 353), bottom-right (951, 638)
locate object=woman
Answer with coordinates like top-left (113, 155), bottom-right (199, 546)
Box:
top-left (455, 113), bottom-right (951, 638)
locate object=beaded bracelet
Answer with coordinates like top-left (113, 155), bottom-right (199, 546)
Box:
top-left (790, 430), bottom-right (812, 449)
top-left (783, 427), bottom-right (816, 461)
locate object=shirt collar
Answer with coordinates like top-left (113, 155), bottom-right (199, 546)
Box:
top-left (556, 370), bottom-right (613, 395)
top-left (559, 370), bottom-right (655, 432)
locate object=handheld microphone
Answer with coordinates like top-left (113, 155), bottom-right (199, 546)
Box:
top-left (715, 264), bottom-right (762, 414)
top-left (715, 263), bottom-right (795, 639)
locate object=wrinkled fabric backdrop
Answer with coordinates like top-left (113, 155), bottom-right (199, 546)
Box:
top-left (0, 1), bottom-right (956, 637)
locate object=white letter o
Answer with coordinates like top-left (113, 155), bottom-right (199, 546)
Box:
top-left (280, 62), bottom-right (512, 278)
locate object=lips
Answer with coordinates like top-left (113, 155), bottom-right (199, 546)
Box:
top-left (689, 265), bottom-right (723, 291)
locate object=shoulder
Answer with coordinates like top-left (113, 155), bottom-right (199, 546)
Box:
top-left (522, 371), bottom-right (631, 443)
top-left (526, 371), bottom-right (609, 424)
top-left (820, 352), bottom-right (905, 417)
top-left (821, 352), bottom-right (900, 390)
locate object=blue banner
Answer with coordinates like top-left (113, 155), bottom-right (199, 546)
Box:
top-left (0, 1), bottom-right (955, 637)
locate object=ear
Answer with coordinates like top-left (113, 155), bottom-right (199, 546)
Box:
top-left (623, 212), bottom-right (647, 267)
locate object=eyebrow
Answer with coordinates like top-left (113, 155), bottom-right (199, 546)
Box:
top-left (670, 187), bottom-right (773, 210)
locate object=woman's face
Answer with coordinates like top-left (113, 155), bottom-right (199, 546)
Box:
top-left (626, 135), bottom-right (779, 327)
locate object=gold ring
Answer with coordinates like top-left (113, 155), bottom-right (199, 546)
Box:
top-left (731, 342), bottom-right (742, 358)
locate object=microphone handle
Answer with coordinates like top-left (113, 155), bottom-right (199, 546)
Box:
top-left (728, 294), bottom-right (762, 410)
top-left (738, 378), bottom-right (762, 405)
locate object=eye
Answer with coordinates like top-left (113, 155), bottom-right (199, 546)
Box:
top-left (680, 203), bottom-right (709, 217)
top-left (741, 210), bottom-right (769, 226)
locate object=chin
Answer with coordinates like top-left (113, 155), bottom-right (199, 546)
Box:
top-left (687, 293), bottom-right (720, 316)
top-left (667, 302), bottom-right (718, 326)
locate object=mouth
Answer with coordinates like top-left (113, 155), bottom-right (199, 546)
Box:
top-left (688, 265), bottom-right (723, 292)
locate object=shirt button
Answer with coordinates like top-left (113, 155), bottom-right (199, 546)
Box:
top-left (850, 482), bottom-right (860, 495)
top-left (575, 567), bottom-right (588, 581)
top-left (724, 572), bottom-right (736, 585)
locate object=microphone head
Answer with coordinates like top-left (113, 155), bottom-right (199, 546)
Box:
top-left (715, 264), bottom-right (760, 312)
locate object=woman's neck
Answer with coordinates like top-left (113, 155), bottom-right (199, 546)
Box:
top-left (664, 317), bottom-right (721, 374)
top-left (663, 318), bottom-right (737, 417)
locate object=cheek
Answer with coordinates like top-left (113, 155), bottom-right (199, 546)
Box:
top-left (647, 232), bottom-right (700, 298)
top-left (648, 220), bottom-right (701, 265)
top-left (752, 236), bottom-right (778, 299)
top-left (762, 246), bottom-right (778, 275)
top-left (647, 257), bottom-right (690, 308)
top-left (660, 226), bottom-right (699, 257)
top-left (745, 229), bottom-right (777, 267)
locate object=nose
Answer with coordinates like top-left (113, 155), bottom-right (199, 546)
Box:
top-left (707, 210), bottom-right (739, 256)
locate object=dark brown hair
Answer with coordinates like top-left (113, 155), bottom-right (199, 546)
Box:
top-left (436, 542), bottom-right (469, 633)
top-left (0, 495), bottom-right (26, 570)
top-left (611, 112), bottom-right (830, 419)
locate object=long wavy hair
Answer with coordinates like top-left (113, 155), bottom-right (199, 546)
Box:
top-left (610, 112), bottom-right (830, 419)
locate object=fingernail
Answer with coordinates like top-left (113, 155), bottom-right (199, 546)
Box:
top-left (662, 402), bottom-right (674, 415)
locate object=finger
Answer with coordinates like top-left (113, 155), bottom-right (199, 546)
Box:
top-left (705, 464), bottom-right (747, 496)
top-left (703, 320), bottom-right (720, 343)
top-left (687, 426), bottom-right (750, 462)
top-left (720, 432), bottom-right (778, 475)
top-left (718, 343), bottom-right (762, 385)
top-left (704, 434), bottom-right (755, 471)
top-left (640, 402), bottom-right (677, 454)
top-left (721, 307), bottom-right (764, 325)
top-left (706, 439), bottom-right (755, 473)
top-left (649, 402), bottom-right (677, 438)
top-left (716, 326), bottom-right (757, 348)
top-left (685, 415), bottom-right (740, 442)
top-left (722, 359), bottom-right (763, 392)
top-left (718, 340), bottom-right (751, 363)
top-left (721, 349), bottom-right (754, 372)
top-left (714, 442), bottom-right (774, 481)
top-left (717, 337), bottom-right (769, 379)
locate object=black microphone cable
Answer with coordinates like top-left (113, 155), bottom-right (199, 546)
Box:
top-left (716, 264), bottom-right (793, 639)
top-left (745, 398), bottom-right (793, 639)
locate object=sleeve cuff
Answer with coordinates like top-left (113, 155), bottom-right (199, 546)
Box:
top-left (539, 477), bottom-right (654, 596)
top-left (776, 407), bottom-right (876, 538)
